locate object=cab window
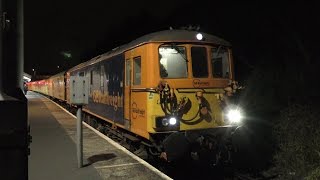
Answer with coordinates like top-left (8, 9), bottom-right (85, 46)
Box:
top-left (125, 60), bottom-right (131, 86)
top-left (211, 47), bottom-right (230, 78)
top-left (159, 46), bottom-right (188, 78)
top-left (133, 57), bottom-right (141, 85)
top-left (191, 46), bottom-right (208, 77)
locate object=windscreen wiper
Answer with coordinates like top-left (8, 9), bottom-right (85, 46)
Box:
top-left (214, 45), bottom-right (222, 57)
top-left (171, 44), bottom-right (188, 62)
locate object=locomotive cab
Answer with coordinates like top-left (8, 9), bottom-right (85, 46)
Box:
top-left (137, 40), bottom-right (241, 163)
top-left (147, 43), bottom-right (241, 130)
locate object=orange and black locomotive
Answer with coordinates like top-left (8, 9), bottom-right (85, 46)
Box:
top-left (28, 29), bottom-right (243, 164)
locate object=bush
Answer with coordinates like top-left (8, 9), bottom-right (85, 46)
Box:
top-left (305, 167), bottom-right (320, 180)
top-left (272, 103), bottom-right (320, 179)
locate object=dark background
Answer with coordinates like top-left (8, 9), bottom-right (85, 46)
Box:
top-left (24, 1), bottom-right (319, 81)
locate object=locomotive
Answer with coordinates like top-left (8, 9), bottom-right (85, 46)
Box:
top-left (28, 29), bottom-right (243, 165)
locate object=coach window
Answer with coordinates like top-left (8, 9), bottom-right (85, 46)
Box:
top-left (133, 57), bottom-right (141, 85)
top-left (159, 45), bottom-right (188, 78)
top-left (211, 46), bottom-right (230, 78)
top-left (90, 70), bottom-right (93, 85)
top-left (100, 65), bottom-right (104, 87)
top-left (79, 72), bottom-right (85, 76)
top-left (191, 46), bottom-right (208, 78)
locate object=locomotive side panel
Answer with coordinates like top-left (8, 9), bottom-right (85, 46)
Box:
top-left (130, 92), bottom-right (148, 138)
top-left (124, 45), bottom-right (150, 139)
top-left (81, 54), bottom-right (125, 127)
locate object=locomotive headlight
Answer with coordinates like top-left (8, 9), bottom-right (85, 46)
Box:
top-left (161, 117), bottom-right (177, 126)
top-left (162, 118), bottom-right (169, 126)
top-left (169, 117), bottom-right (177, 125)
top-left (155, 116), bottom-right (180, 130)
top-left (196, 33), bottom-right (203, 40)
top-left (227, 109), bottom-right (243, 123)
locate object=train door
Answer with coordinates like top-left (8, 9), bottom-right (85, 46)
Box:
top-left (124, 59), bottom-right (132, 129)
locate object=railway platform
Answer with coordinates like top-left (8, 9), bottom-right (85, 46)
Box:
top-left (27, 91), bottom-right (171, 180)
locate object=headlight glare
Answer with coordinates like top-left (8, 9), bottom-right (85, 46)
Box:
top-left (169, 117), bottom-right (177, 125)
top-left (196, 33), bottom-right (203, 40)
top-left (227, 109), bottom-right (242, 123)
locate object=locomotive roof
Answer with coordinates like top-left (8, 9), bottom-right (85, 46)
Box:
top-left (68, 30), bottom-right (231, 72)
top-left (129, 29), bottom-right (231, 46)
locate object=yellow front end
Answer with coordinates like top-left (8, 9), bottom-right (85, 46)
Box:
top-left (144, 43), bottom-right (235, 134)
top-left (147, 88), bottom-right (227, 132)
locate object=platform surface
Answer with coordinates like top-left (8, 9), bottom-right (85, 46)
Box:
top-left (27, 91), bottom-right (171, 180)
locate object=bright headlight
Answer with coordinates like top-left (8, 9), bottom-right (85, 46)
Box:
top-left (169, 117), bottom-right (177, 125)
top-left (227, 109), bottom-right (242, 123)
top-left (196, 33), bottom-right (203, 40)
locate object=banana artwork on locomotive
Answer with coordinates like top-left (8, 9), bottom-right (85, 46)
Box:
top-left (149, 79), bottom-right (228, 132)
top-left (157, 81), bottom-right (219, 124)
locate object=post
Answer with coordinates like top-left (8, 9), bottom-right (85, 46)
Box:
top-left (70, 76), bottom-right (88, 168)
top-left (3, 0), bottom-right (25, 97)
top-left (0, 0), bottom-right (3, 94)
top-left (17, 0), bottom-right (23, 91)
top-left (77, 106), bottom-right (83, 168)
top-left (0, 0), bottom-right (29, 179)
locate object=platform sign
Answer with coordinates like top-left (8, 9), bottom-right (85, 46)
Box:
top-left (70, 75), bottom-right (89, 168)
top-left (70, 76), bottom-right (89, 105)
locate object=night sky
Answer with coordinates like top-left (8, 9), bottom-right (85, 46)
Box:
top-left (24, 1), bottom-right (319, 80)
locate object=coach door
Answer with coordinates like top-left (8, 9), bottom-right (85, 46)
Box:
top-left (124, 59), bottom-right (132, 129)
